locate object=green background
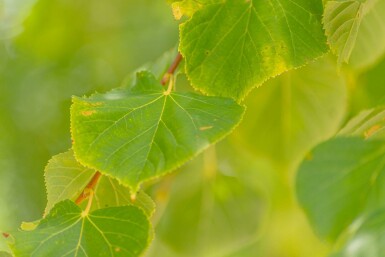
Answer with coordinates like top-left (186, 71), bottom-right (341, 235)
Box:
top-left (1, 0), bottom-right (385, 256)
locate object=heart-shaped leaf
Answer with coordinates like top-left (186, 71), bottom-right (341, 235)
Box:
top-left (71, 71), bottom-right (244, 191)
top-left (10, 200), bottom-right (152, 257)
top-left (180, 0), bottom-right (328, 100)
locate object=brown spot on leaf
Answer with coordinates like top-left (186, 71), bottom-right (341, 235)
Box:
top-left (81, 110), bottom-right (96, 116)
top-left (364, 125), bottom-right (381, 139)
top-left (2, 232), bottom-right (9, 238)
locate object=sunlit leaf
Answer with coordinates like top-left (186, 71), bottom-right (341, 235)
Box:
top-left (168, 0), bottom-right (220, 20)
top-left (324, 0), bottom-right (385, 69)
top-left (233, 57), bottom-right (347, 166)
top-left (44, 150), bottom-right (155, 216)
top-left (351, 0), bottom-right (385, 69)
top-left (71, 71), bottom-right (244, 191)
top-left (10, 200), bottom-right (152, 257)
top-left (180, 0), bottom-right (327, 100)
top-left (323, 0), bottom-right (365, 64)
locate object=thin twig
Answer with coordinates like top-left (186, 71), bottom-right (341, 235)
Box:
top-left (161, 52), bottom-right (183, 86)
top-left (75, 171), bottom-right (102, 205)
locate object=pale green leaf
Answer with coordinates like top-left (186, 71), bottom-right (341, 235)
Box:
top-left (10, 200), bottom-right (152, 257)
top-left (94, 176), bottom-right (155, 217)
top-left (169, 0), bottom-right (221, 20)
top-left (331, 208), bottom-right (385, 257)
top-left (339, 105), bottom-right (385, 139)
top-left (233, 56), bottom-right (347, 166)
top-left (0, 234), bottom-right (12, 257)
top-left (156, 151), bottom-right (266, 257)
top-left (44, 150), bottom-right (155, 216)
top-left (180, 0), bottom-right (328, 100)
top-left (20, 221), bottom-right (39, 232)
top-left (44, 150), bottom-right (94, 214)
top-left (296, 137), bottom-right (385, 240)
top-left (323, 0), bottom-right (365, 64)
top-left (323, 0), bottom-right (385, 69)
top-left (71, 71), bottom-right (244, 191)
top-left (349, 0), bottom-right (385, 69)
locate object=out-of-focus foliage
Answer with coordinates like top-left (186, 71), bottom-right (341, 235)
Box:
top-left (1, 0), bottom-right (385, 256)
top-left (0, 0), bottom-right (177, 231)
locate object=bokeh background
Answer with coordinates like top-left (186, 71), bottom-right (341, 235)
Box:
top-left (1, 1), bottom-right (385, 256)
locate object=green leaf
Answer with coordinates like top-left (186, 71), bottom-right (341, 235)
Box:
top-left (331, 208), bottom-right (385, 257)
top-left (323, 0), bottom-right (385, 69)
top-left (45, 150), bottom-right (155, 216)
top-left (233, 56), bottom-right (347, 166)
top-left (179, 0), bottom-right (328, 100)
top-left (339, 106), bottom-right (385, 140)
top-left (169, 0), bottom-right (220, 20)
top-left (156, 150), bottom-right (266, 256)
top-left (10, 200), bottom-right (152, 257)
top-left (71, 71), bottom-right (244, 192)
top-left (349, 0), bottom-right (385, 69)
top-left (44, 150), bottom-right (95, 214)
top-left (323, 0), bottom-right (365, 64)
top-left (296, 136), bottom-right (385, 240)
top-left (0, 234), bottom-right (12, 257)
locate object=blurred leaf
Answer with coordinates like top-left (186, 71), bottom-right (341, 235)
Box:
top-left (234, 57), bottom-right (347, 167)
top-left (339, 105), bottom-right (385, 139)
top-left (331, 208), bottom-right (385, 257)
top-left (71, 71), bottom-right (244, 192)
top-left (297, 136), bottom-right (385, 240)
top-left (0, 0), bottom-right (177, 232)
top-left (349, 0), bottom-right (385, 70)
top-left (20, 221), bottom-right (39, 232)
top-left (323, 0), bottom-right (365, 65)
top-left (0, 233), bottom-right (11, 256)
top-left (156, 150), bottom-right (266, 257)
top-left (0, 0), bottom-right (36, 39)
top-left (45, 149), bottom-right (155, 216)
top-left (0, 252), bottom-right (12, 257)
top-left (10, 200), bottom-right (152, 257)
top-left (179, 0), bottom-right (327, 100)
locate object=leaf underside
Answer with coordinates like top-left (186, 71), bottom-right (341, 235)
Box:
top-left (44, 150), bottom-right (155, 216)
top-left (71, 71), bottom-right (244, 191)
